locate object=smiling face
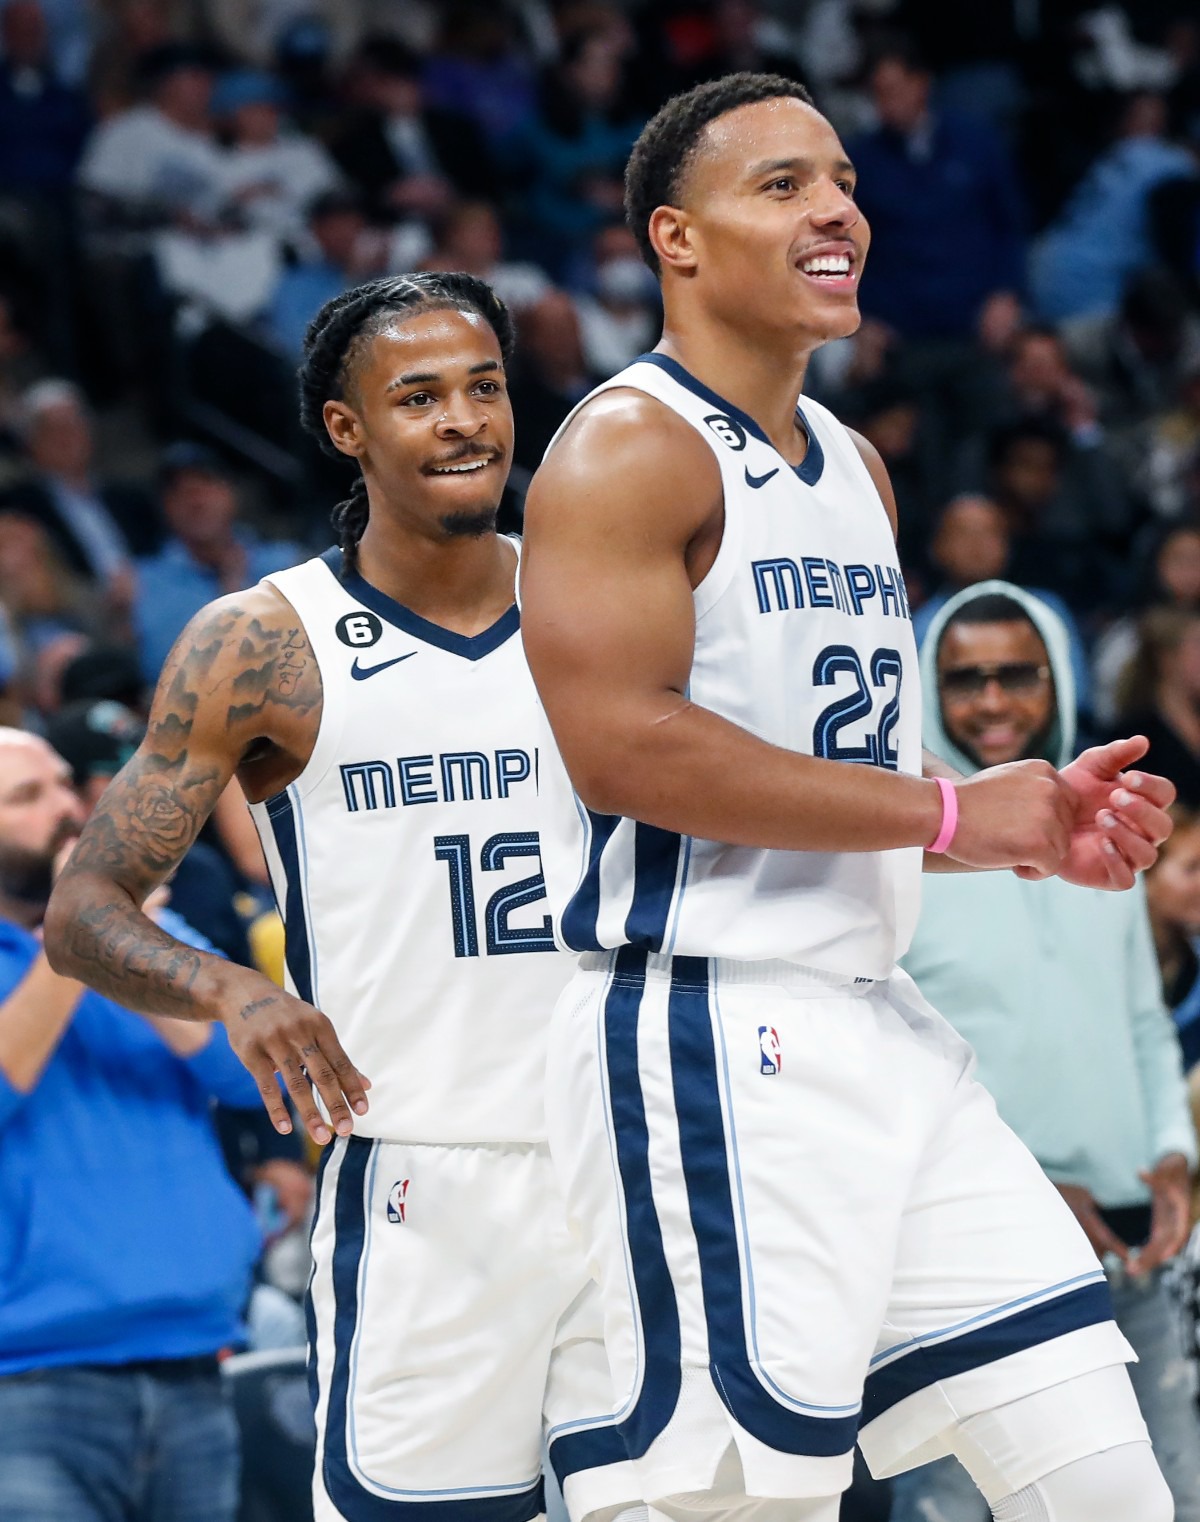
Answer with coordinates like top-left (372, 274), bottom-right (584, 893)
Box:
top-left (323, 305), bottom-right (513, 541)
top-left (938, 618), bottom-right (1055, 769)
top-left (654, 96), bottom-right (868, 347)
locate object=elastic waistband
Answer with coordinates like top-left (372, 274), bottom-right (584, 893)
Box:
top-left (578, 946), bottom-right (881, 995)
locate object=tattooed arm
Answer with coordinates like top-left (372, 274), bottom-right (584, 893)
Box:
top-left (44, 587), bottom-right (370, 1143)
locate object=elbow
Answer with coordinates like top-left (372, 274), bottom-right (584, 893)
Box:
top-left (42, 881), bottom-right (80, 976)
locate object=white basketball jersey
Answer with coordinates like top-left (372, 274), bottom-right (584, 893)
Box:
top-left (248, 544), bottom-right (571, 1143)
top-left (537, 354), bottom-right (924, 979)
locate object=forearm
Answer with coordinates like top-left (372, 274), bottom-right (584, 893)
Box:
top-left (566, 697), bottom-right (944, 852)
top-left (0, 952), bottom-right (86, 1092)
top-left (44, 871), bottom-right (234, 1021)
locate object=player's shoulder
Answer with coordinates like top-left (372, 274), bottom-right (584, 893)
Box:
top-left (528, 385), bottom-right (720, 535)
top-left (155, 581), bottom-right (321, 737)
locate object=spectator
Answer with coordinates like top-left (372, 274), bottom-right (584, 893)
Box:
top-left (664, 0), bottom-right (803, 94)
top-left (1029, 91), bottom-right (1196, 323)
top-left (76, 42), bottom-right (225, 228)
top-left (0, 510), bottom-right (97, 656)
top-left (211, 68), bottom-right (342, 246)
top-left (133, 444), bottom-right (302, 682)
top-left (1123, 361), bottom-right (1200, 521)
top-left (847, 34), bottom-right (1025, 344)
top-left (0, 0), bottom-right (90, 195)
top-left (1093, 523), bottom-right (1200, 728)
top-left (1065, 268), bottom-right (1200, 431)
top-left (420, 2), bottom-right (537, 144)
top-left (571, 220), bottom-right (659, 377)
top-left (506, 290), bottom-right (596, 476)
top-left (891, 583), bottom-right (1200, 1522)
top-left (1, 379), bottom-right (159, 610)
top-left (420, 199), bottom-right (552, 314)
top-left (505, 26), bottom-right (644, 272)
top-left (0, 726), bottom-right (262, 1522)
top-left (913, 493), bottom-right (1092, 712)
top-left (1114, 606), bottom-right (1200, 809)
top-left (331, 35), bottom-right (492, 225)
top-left (985, 417), bottom-right (1119, 614)
top-left (1145, 806), bottom-right (1200, 1075)
top-left (259, 187), bottom-right (374, 363)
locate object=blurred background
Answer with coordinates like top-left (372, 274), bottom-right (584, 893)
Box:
top-left (3, 0), bottom-right (1200, 1518)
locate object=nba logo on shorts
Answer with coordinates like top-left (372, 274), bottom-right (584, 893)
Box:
top-left (387, 1179), bottom-right (409, 1223)
top-left (758, 1026), bottom-right (781, 1075)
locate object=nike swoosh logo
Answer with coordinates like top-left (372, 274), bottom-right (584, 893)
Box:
top-left (744, 466), bottom-right (780, 489)
top-left (350, 653), bottom-right (417, 681)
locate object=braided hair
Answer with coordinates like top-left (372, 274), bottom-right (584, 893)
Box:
top-left (297, 272), bottom-right (516, 568)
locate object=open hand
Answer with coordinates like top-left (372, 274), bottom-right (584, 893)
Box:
top-left (1130, 1153), bottom-right (1192, 1277)
top-left (1026, 736), bottom-right (1175, 890)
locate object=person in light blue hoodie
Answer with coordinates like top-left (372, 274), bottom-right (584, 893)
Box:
top-left (890, 580), bottom-right (1200, 1522)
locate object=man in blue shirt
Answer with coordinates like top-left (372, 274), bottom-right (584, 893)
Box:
top-left (133, 443), bottom-right (303, 683)
top-left (0, 726), bottom-right (264, 1522)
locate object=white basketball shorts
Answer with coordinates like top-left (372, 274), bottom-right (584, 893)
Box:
top-left (308, 1134), bottom-right (637, 1522)
top-left (545, 948), bottom-right (1134, 1505)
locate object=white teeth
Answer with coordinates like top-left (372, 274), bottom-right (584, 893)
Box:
top-left (432, 459), bottom-right (489, 474)
top-left (801, 253), bottom-right (852, 276)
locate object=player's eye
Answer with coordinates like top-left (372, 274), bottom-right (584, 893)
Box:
top-left (402, 391), bottom-right (435, 406)
top-left (767, 176), bottom-right (796, 193)
top-left (474, 380), bottom-right (502, 396)
top-left (836, 180), bottom-right (856, 197)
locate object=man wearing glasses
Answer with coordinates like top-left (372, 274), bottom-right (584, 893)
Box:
top-left (890, 581), bottom-right (1200, 1521)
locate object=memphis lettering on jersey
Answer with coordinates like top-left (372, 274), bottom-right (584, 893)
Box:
top-left (340, 747), bottom-right (536, 813)
top-left (751, 555), bottom-right (911, 621)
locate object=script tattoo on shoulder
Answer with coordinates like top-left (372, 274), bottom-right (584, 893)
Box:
top-left (67, 603), bottom-right (319, 894)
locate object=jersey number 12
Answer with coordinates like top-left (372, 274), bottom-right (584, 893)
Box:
top-left (433, 832), bottom-right (556, 957)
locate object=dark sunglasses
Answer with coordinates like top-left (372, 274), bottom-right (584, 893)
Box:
top-left (939, 662), bottom-right (1051, 699)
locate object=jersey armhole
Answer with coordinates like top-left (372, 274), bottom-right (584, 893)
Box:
top-left (259, 571), bottom-right (348, 803)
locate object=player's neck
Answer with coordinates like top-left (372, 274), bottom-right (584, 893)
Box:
top-left (656, 321), bottom-right (815, 467)
top-left (354, 521), bottom-right (516, 637)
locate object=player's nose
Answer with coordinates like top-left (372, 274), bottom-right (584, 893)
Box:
top-left (434, 395), bottom-right (487, 437)
top-left (808, 176), bottom-right (860, 232)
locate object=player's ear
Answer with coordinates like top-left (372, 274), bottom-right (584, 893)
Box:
top-left (323, 399), bottom-right (365, 459)
top-left (650, 205), bottom-right (698, 276)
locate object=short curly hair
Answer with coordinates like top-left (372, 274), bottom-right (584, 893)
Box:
top-left (625, 72), bottom-right (815, 277)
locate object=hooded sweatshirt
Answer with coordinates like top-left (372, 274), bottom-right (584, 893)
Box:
top-left (902, 579), bottom-right (1196, 1207)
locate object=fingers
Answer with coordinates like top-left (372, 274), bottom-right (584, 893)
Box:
top-left (1119, 769), bottom-right (1176, 814)
top-left (247, 1059), bottom-right (294, 1136)
top-left (1080, 1207), bottom-right (1132, 1266)
top-left (276, 1051), bottom-right (332, 1146)
top-left (1097, 812), bottom-right (1159, 874)
top-left (1082, 735), bottom-right (1150, 779)
top-left (299, 1031), bottom-right (370, 1142)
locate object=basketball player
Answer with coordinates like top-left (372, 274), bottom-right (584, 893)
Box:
top-left (518, 75), bottom-right (1179, 1522)
top-left (44, 273), bottom-right (638, 1522)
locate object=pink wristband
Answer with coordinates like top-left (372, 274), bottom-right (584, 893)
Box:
top-left (928, 776), bottom-right (958, 855)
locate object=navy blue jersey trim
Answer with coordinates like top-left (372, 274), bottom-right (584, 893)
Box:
top-left (266, 790), bottom-right (314, 1004)
top-left (561, 809), bottom-right (620, 951)
top-left (861, 1280), bottom-right (1116, 1426)
top-left (635, 352), bottom-right (825, 486)
top-left (603, 946), bottom-right (683, 1455)
top-left (668, 960), bottom-right (859, 1457)
top-left (547, 1424), bottom-right (628, 1489)
top-left (319, 546), bottom-right (520, 661)
top-left (322, 1137), bottom-right (545, 1521)
top-left (623, 821), bottom-right (684, 952)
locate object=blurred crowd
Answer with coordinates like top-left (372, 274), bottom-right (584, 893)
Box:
top-left (3, 0), bottom-right (1200, 1517)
